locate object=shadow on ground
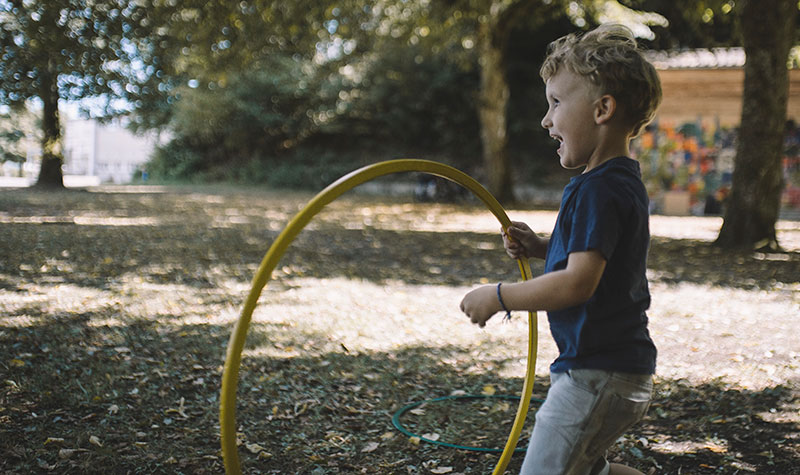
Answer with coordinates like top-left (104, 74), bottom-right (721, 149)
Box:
top-left (2, 307), bottom-right (798, 474)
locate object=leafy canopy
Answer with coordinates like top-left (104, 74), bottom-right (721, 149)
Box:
top-left (0, 0), bottom-right (167, 116)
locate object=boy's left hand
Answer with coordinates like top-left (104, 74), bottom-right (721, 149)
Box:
top-left (460, 285), bottom-right (501, 328)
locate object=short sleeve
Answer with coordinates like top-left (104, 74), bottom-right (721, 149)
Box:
top-left (565, 178), bottom-right (621, 261)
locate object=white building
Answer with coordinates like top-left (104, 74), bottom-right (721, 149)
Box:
top-left (62, 118), bottom-right (162, 184)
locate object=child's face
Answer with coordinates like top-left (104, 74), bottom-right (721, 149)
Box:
top-left (541, 68), bottom-right (602, 170)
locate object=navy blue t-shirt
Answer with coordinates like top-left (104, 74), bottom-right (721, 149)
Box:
top-left (544, 157), bottom-right (657, 374)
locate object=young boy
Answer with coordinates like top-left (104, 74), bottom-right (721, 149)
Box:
top-left (460, 24), bottom-right (661, 475)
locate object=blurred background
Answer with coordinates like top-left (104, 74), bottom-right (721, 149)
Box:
top-left (1, 0), bottom-right (798, 223)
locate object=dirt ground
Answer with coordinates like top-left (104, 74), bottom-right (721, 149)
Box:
top-left (0, 185), bottom-right (798, 474)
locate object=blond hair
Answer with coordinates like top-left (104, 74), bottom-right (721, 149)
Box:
top-left (540, 24), bottom-right (662, 137)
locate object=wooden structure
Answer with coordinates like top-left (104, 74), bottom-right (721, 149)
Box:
top-left (657, 68), bottom-right (800, 127)
top-left (650, 48), bottom-right (800, 126)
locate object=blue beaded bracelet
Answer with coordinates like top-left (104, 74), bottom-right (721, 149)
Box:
top-left (497, 283), bottom-right (512, 321)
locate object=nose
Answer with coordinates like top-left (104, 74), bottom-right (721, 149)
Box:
top-left (541, 110), bottom-right (552, 130)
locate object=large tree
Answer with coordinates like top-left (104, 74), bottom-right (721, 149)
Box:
top-left (623, 0), bottom-right (798, 249)
top-left (715, 0), bottom-right (797, 250)
top-left (474, 1), bottom-right (544, 203)
top-left (0, 0), bottom-right (164, 187)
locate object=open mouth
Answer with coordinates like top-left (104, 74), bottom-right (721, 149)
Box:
top-left (551, 134), bottom-right (563, 153)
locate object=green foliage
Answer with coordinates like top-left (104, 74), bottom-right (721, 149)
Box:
top-left (619, 0), bottom-right (742, 48)
top-left (147, 54), bottom-right (334, 183)
top-left (145, 140), bottom-right (207, 182)
top-left (0, 0), bottom-right (162, 112)
top-left (0, 0), bottom-right (175, 185)
top-left (246, 149), bottom-right (365, 189)
top-left (0, 119), bottom-right (25, 164)
top-left (146, 1), bottom-right (580, 186)
top-left (0, 106), bottom-right (39, 165)
top-left (334, 46), bottom-right (482, 161)
top-left (173, 56), bottom-right (320, 155)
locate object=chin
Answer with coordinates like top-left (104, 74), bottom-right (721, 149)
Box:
top-left (559, 157), bottom-right (583, 170)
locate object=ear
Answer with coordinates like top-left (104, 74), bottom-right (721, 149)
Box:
top-left (594, 94), bottom-right (616, 125)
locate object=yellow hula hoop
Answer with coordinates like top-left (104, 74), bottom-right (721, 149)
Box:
top-left (219, 159), bottom-right (539, 474)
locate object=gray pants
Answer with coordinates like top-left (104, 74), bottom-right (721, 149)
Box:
top-left (520, 369), bottom-right (653, 475)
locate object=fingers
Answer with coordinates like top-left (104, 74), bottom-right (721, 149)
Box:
top-left (468, 313), bottom-right (486, 328)
top-left (502, 225), bottom-right (526, 259)
top-left (506, 246), bottom-right (523, 259)
top-left (506, 223), bottom-right (531, 240)
top-left (460, 292), bottom-right (489, 328)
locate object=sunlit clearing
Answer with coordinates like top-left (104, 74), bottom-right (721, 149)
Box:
top-left (244, 277), bottom-right (553, 378)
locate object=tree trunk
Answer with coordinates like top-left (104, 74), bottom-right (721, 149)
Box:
top-left (715, 0), bottom-right (796, 250)
top-left (477, 0), bottom-right (536, 205)
top-left (478, 15), bottom-right (514, 204)
top-left (35, 68), bottom-right (65, 188)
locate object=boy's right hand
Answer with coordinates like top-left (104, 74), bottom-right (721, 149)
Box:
top-left (502, 221), bottom-right (543, 259)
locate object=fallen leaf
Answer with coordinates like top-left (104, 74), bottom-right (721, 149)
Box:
top-left (430, 467), bottom-right (454, 474)
top-left (9, 359), bottom-right (25, 367)
top-left (43, 437), bottom-right (65, 445)
top-left (361, 441), bottom-right (379, 453)
top-left (245, 442), bottom-right (265, 454)
top-left (164, 397), bottom-right (188, 419)
top-left (491, 401), bottom-right (511, 413)
top-left (704, 443), bottom-right (727, 453)
top-left (481, 385), bottom-right (496, 396)
top-left (107, 404), bottom-right (119, 415)
top-left (422, 433), bottom-right (440, 441)
top-left (58, 449), bottom-right (76, 459)
top-left (380, 431), bottom-right (396, 440)
top-left (409, 436), bottom-right (421, 445)
top-left (58, 448), bottom-right (87, 459)
top-left (89, 435), bottom-right (103, 447)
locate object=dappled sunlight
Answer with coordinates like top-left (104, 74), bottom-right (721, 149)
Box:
top-left (244, 273), bottom-right (800, 390)
top-left (0, 272), bottom-right (244, 331)
top-left (0, 280), bottom-right (112, 317)
top-left (0, 314), bottom-right (44, 328)
top-left (3, 188), bottom-right (798, 252)
top-left (649, 437), bottom-right (732, 456)
top-left (88, 186), bottom-right (172, 194)
top-left (1, 187), bottom-right (798, 472)
top-left (0, 214), bottom-right (163, 226)
top-left (649, 281), bottom-right (800, 390)
top-left (312, 200), bottom-right (800, 251)
top-left (247, 277), bottom-right (551, 361)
